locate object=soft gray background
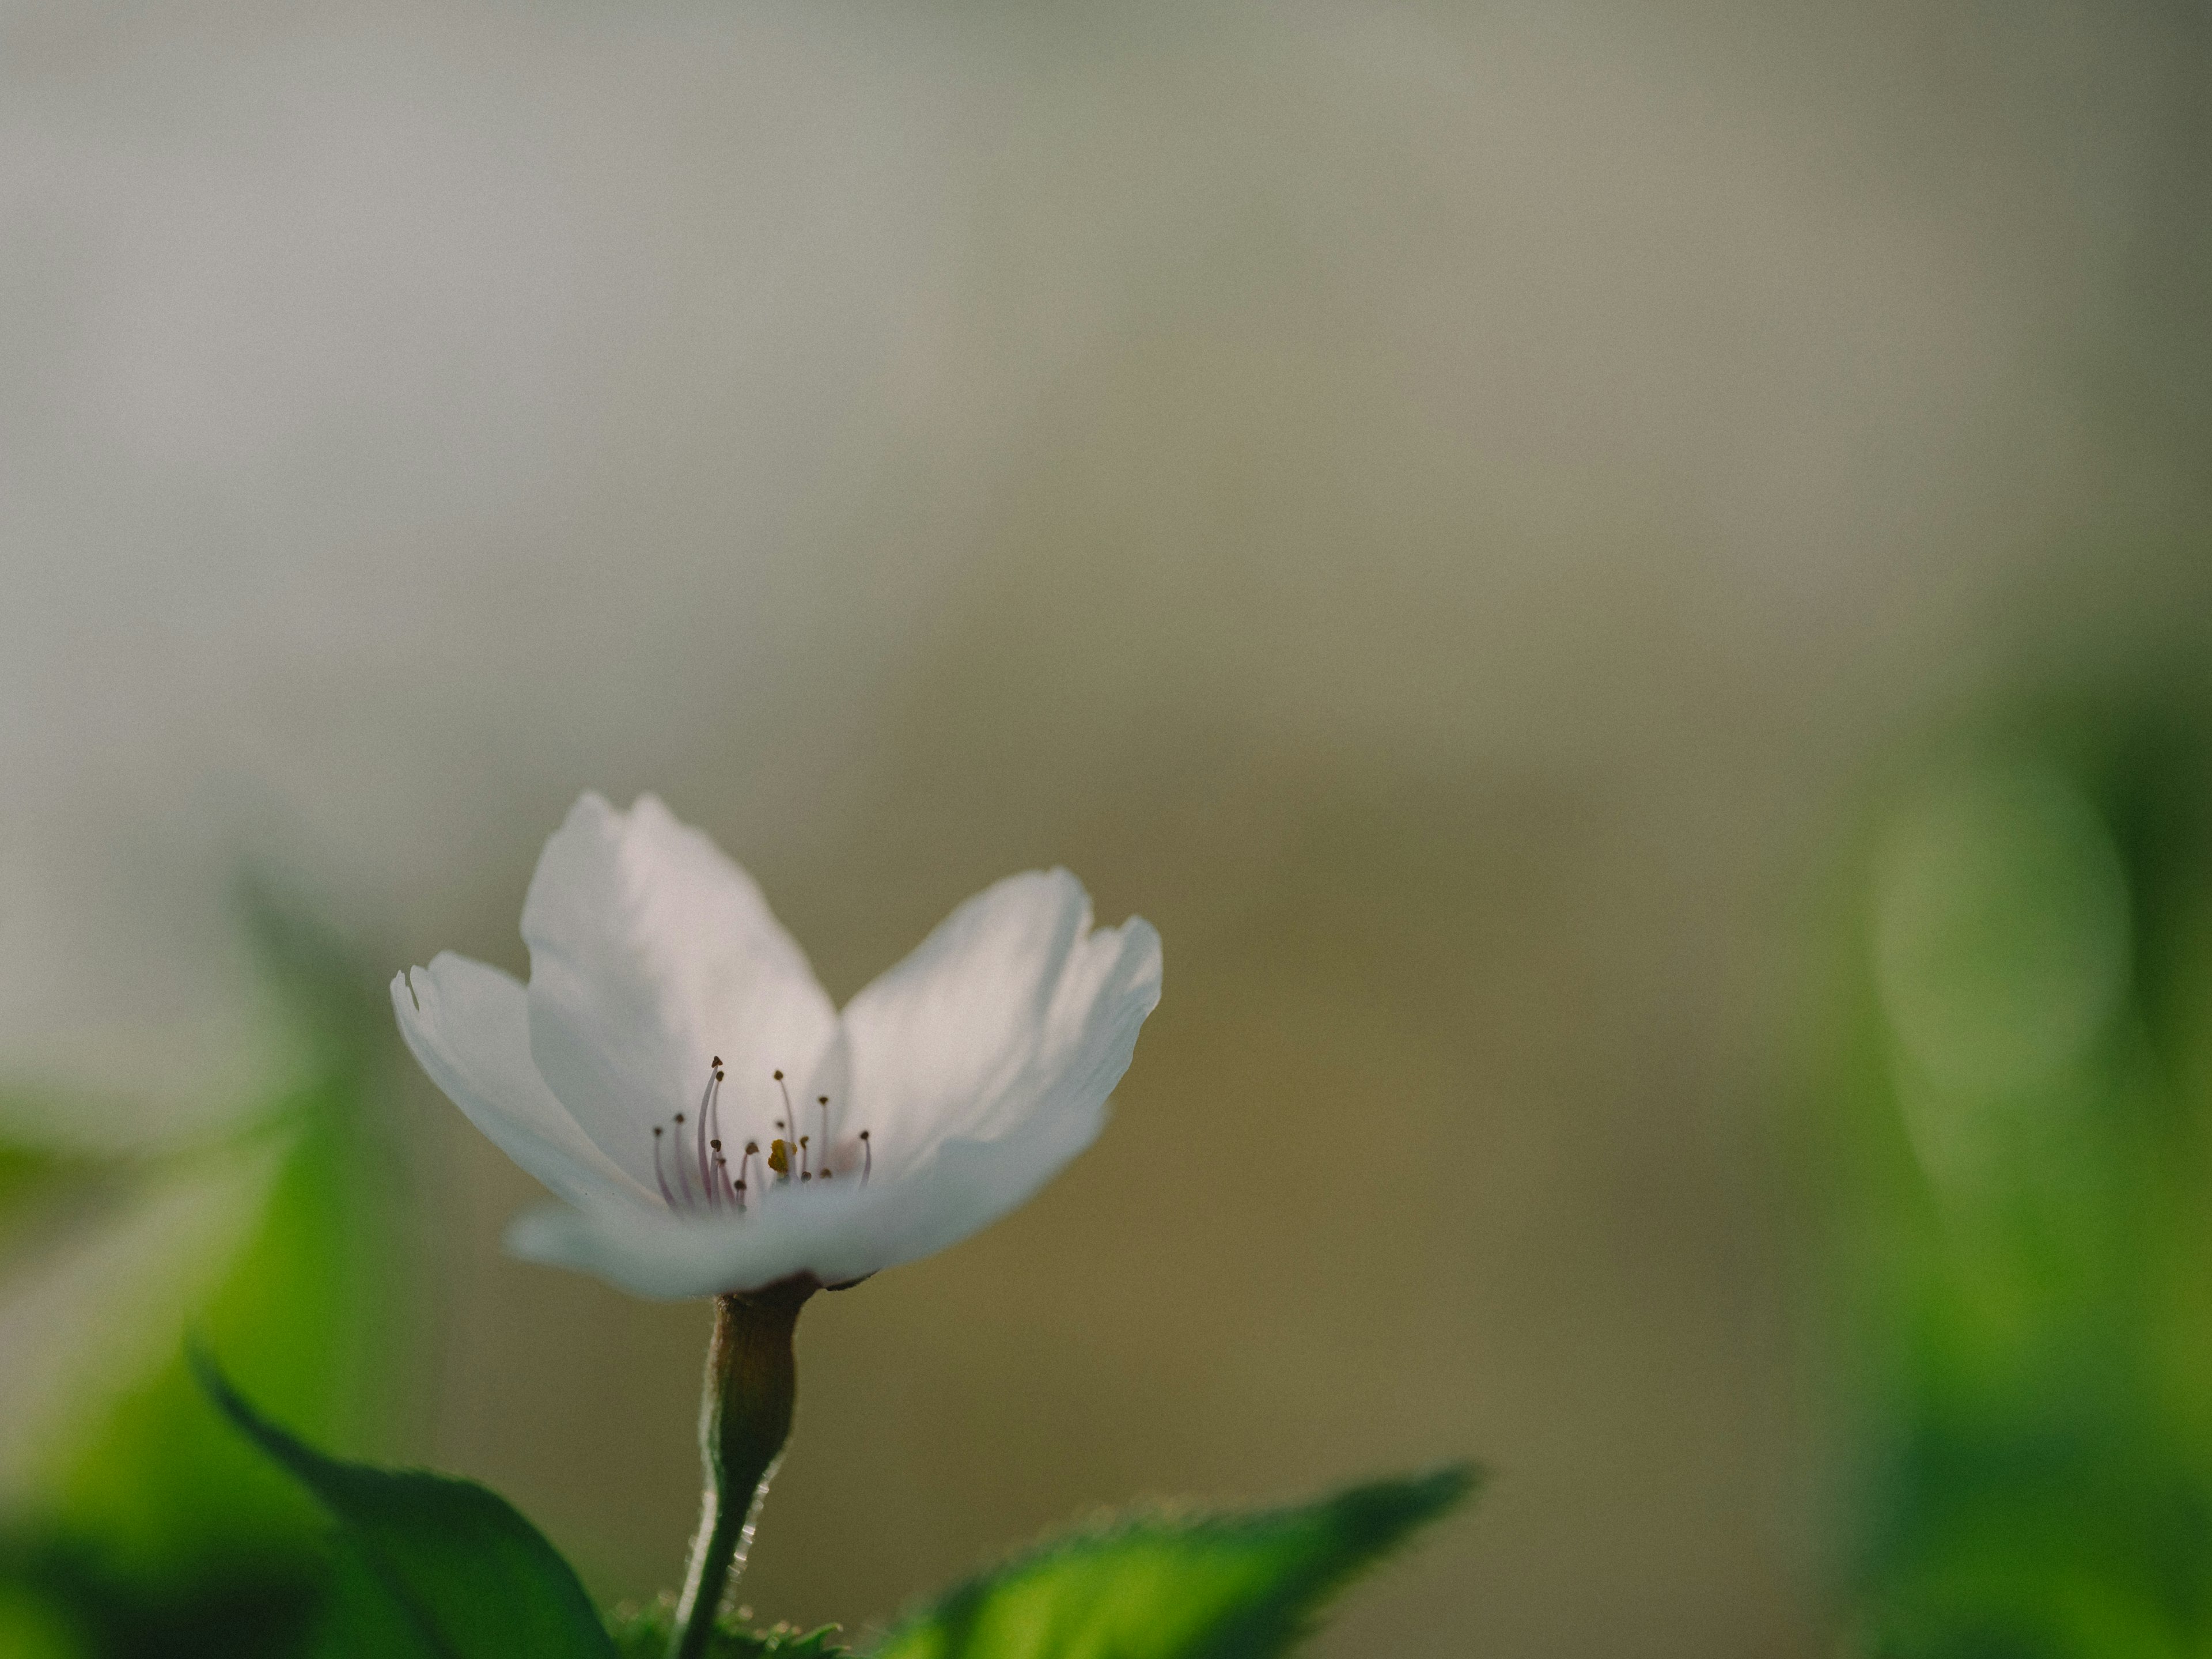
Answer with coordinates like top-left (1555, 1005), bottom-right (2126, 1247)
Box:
top-left (3, 1), bottom-right (2206, 1654)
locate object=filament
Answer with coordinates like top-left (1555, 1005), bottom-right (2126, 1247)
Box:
top-left (652, 1125), bottom-right (675, 1206)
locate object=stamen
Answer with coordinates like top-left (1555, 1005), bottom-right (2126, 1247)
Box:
top-left (860, 1128), bottom-right (872, 1186)
top-left (742, 1141), bottom-right (760, 1203)
top-left (652, 1125), bottom-right (676, 1206)
top-left (698, 1062), bottom-right (725, 1208)
top-left (673, 1113), bottom-right (694, 1207)
top-left (800, 1135), bottom-right (811, 1182)
top-left (711, 1138), bottom-right (733, 1209)
top-left (818, 1094), bottom-right (831, 1174)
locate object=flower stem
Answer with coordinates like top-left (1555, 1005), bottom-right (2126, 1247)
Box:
top-left (669, 1275), bottom-right (816, 1659)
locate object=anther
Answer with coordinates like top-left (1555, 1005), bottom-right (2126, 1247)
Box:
top-left (775, 1071), bottom-right (796, 1142)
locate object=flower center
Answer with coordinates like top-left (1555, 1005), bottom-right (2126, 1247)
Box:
top-left (648, 1059), bottom-right (872, 1216)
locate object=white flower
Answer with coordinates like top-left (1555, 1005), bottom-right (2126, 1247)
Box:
top-left (390, 793), bottom-right (1162, 1300)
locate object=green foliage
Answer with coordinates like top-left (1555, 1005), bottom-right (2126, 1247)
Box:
top-left (2, 878), bottom-right (1479, 1658)
top-left (196, 1353), bottom-right (618, 1659)
top-left (0, 1577), bottom-right (85, 1659)
top-left (872, 1466), bottom-right (1479, 1659)
top-left (605, 1603), bottom-right (853, 1659)
top-left (0, 885), bottom-right (416, 1653)
top-left (1822, 707), bottom-right (2212, 1658)
top-left (53, 1100), bottom-right (391, 1577)
top-left (0, 1524), bottom-right (324, 1659)
top-left (502, 1470), bottom-right (1479, 1659)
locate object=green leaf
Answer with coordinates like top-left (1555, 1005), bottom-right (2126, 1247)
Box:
top-left (873, 1466), bottom-right (1480, 1659)
top-left (0, 1520), bottom-right (324, 1659)
top-left (0, 886), bottom-right (420, 1657)
top-left (194, 1351), bottom-right (618, 1659)
top-left (306, 1540), bottom-right (445, 1659)
top-left (0, 1584), bottom-right (83, 1659)
top-left (26, 888), bottom-right (414, 1588)
top-left (605, 1602), bottom-right (853, 1659)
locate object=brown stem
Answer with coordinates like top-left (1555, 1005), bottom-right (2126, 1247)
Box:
top-left (669, 1275), bottom-right (816, 1659)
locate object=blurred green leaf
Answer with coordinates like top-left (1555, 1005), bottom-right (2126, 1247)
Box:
top-left (0, 884), bottom-right (416, 1654)
top-left (50, 1110), bottom-right (380, 1575)
top-left (195, 1351), bottom-right (618, 1659)
top-left (0, 1522), bottom-right (324, 1658)
top-left (1823, 709), bottom-right (2212, 1659)
top-left (0, 1576), bottom-right (86, 1659)
top-left (873, 1466), bottom-right (1479, 1659)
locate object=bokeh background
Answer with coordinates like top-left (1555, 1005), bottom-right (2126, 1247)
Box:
top-left (3, 1), bottom-right (2210, 1655)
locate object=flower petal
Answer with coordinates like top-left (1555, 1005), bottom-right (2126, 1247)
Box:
top-left (846, 1104), bottom-right (1118, 1277)
top-left (506, 1184), bottom-right (878, 1300)
top-left (836, 869), bottom-right (1162, 1162)
top-left (506, 879), bottom-right (1160, 1299)
top-left (391, 955), bottom-right (649, 1210)
top-left (507, 1073), bottom-right (1131, 1299)
top-left (520, 793), bottom-right (838, 1189)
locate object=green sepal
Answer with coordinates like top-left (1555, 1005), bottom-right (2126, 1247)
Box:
top-left (193, 1350), bottom-right (619, 1659)
top-left (873, 1465), bottom-right (1481, 1659)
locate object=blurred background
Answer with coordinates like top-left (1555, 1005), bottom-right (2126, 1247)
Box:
top-left (3, 0), bottom-right (2209, 1654)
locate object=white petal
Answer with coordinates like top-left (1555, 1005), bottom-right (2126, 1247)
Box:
top-left (520, 793), bottom-right (838, 1189)
top-left (844, 1103), bottom-right (1118, 1277)
top-left (391, 956), bottom-right (649, 1210)
top-left (838, 870), bottom-right (1162, 1158)
top-left (506, 1183), bottom-right (880, 1300)
top-left (506, 882), bottom-right (1159, 1298)
top-left (509, 1055), bottom-right (1134, 1299)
